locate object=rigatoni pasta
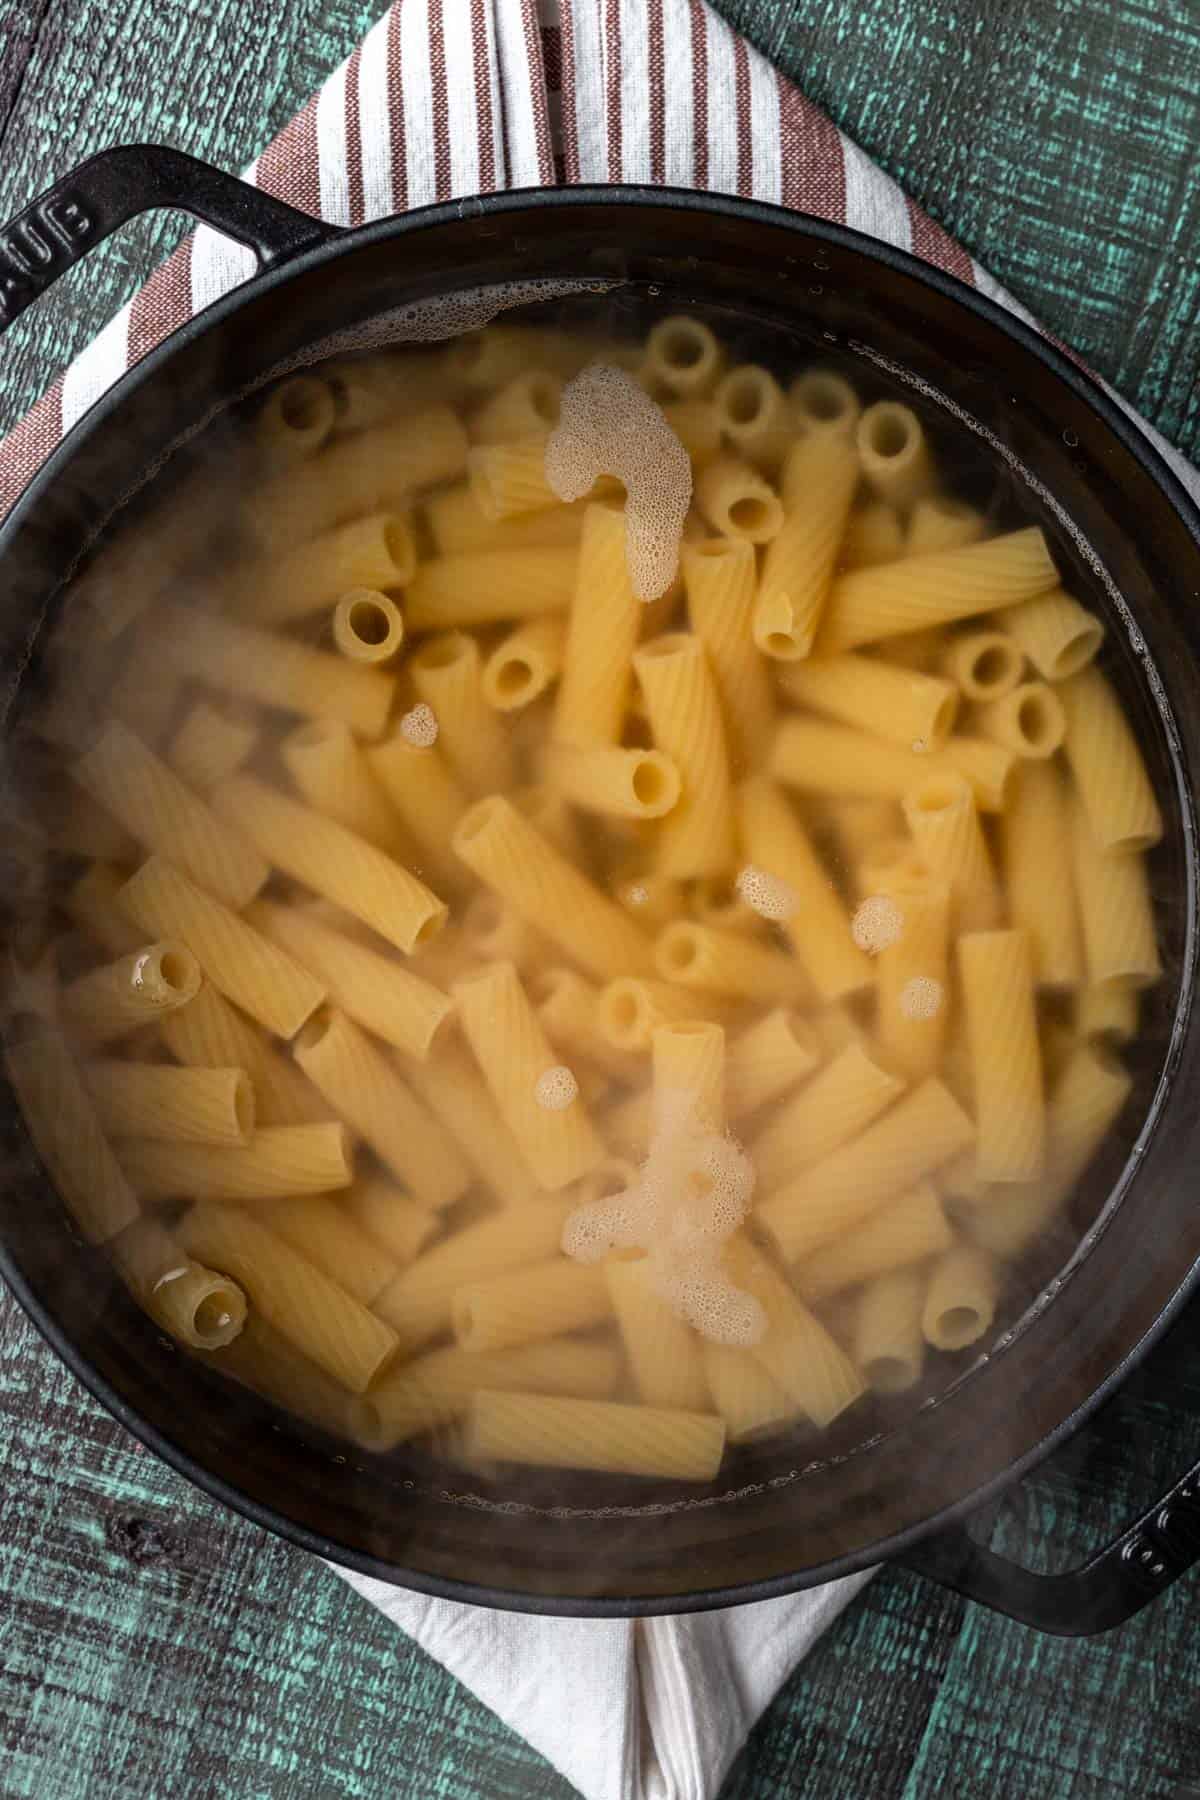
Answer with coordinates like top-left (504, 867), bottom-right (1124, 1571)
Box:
top-left (13, 322), bottom-right (1167, 1493)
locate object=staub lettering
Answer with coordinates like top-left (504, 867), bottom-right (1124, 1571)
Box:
top-left (0, 192), bottom-right (94, 323)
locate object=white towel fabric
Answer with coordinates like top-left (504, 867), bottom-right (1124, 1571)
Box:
top-left (332, 1567), bottom-right (874, 1800)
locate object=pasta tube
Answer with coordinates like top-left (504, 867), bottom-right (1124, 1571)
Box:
top-left (758, 1078), bottom-right (974, 1263)
top-left (789, 368), bottom-right (861, 440)
top-left (552, 500), bottom-right (643, 749)
top-left (160, 981), bottom-right (329, 1128)
top-left (146, 601), bottom-right (396, 739)
top-left (245, 899), bottom-right (452, 1059)
top-left (605, 1257), bottom-right (711, 1410)
top-left (695, 456), bottom-right (783, 544)
top-left (1001, 588), bottom-right (1103, 681)
top-left (642, 317), bottom-right (726, 398)
top-left (543, 745), bottom-right (682, 819)
top-left (737, 776), bottom-right (872, 998)
top-left (425, 483), bottom-right (587, 554)
top-left (257, 1194), bottom-right (398, 1306)
top-left (454, 961), bottom-right (603, 1191)
top-left (247, 409), bottom-right (467, 551)
top-left (119, 1122), bottom-right (353, 1202)
top-left (64, 861), bottom-right (144, 958)
top-left (453, 1257), bottom-right (611, 1351)
top-left (1075, 983), bottom-right (1138, 1047)
top-left (725, 1009), bottom-right (820, 1120)
top-left (797, 1181), bottom-right (953, 1302)
top-left (598, 977), bottom-right (708, 1052)
top-left (61, 940), bottom-right (201, 1048)
top-left (254, 375), bottom-right (336, 461)
top-left (750, 1039), bottom-right (905, 1190)
top-left (853, 1267), bottom-right (926, 1394)
top-left (210, 776), bottom-right (446, 955)
top-left (817, 526), bottom-right (1059, 653)
top-left (468, 433), bottom-right (562, 519)
top-left (405, 547), bottom-right (577, 629)
top-left (352, 1338), bottom-right (621, 1452)
top-left (463, 1391), bottom-right (726, 1481)
top-left (1058, 665), bottom-right (1163, 852)
top-left (409, 631), bottom-right (516, 796)
top-left (373, 1201), bottom-right (571, 1352)
top-left (364, 735), bottom-right (468, 891)
top-left (470, 369), bottom-right (563, 444)
top-left (778, 652), bottom-right (959, 752)
top-left (722, 1236), bottom-right (864, 1428)
top-left (753, 435), bottom-right (859, 660)
top-left (452, 794), bottom-right (655, 980)
top-left (966, 1044), bottom-right (1131, 1258)
top-left (1070, 800), bottom-right (1161, 990)
top-left (841, 502), bottom-right (904, 570)
top-left (973, 681), bottom-right (1066, 759)
top-left (399, 1038), bottom-right (542, 1210)
top-left (682, 537), bottom-right (774, 769)
top-left (1001, 760), bottom-right (1083, 987)
top-left (907, 496), bottom-right (985, 554)
top-left (74, 720), bottom-right (268, 911)
top-left (177, 1203), bottom-right (398, 1392)
top-left (83, 1060), bottom-right (254, 1146)
top-left (713, 364), bottom-right (793, 473)
top-left (118, 859), bottom-right (326, 1039)
top-left (875, 876), bottom-right (951, 1082)
top-left (167, 698), bottom-right (258, 792)
top-left (770, 715), bottom-right (1014, 812)
top-left (531, 966), bottom-right (642, 1083)
top-left (902, 774), bottom-right (1000, 931)
top-left (293, 1008), bottom-right (471, 1209)
top-left (940, 630), bottom-right (1024, 702)
top-left (652, 1019), bottom-right (725, 1134)
top-left (331, 589), bottom-right (405, 665)
top-left (701, 1343), bottom-right (800, 1440)
top-left (958, 929), bottom-right (1045, 1181)
top-left (633, 633), bottom-right (736, 877)
top-left (341, 1175), bottom-right (440, 1266)
top-left (922, 1245), bottom-right (999, 1351)
top-left (236, 511), bottom-right (415, 626)
top-left (654, 920), bottom-right (814, 1004)
top-left (855, 402), bottom-right (933, 509)
top-left (482, 618), bottom-right (567, 711)
top-left (6, 1028), bottom-right (139, 1243)
top-left (280, 719), bottom-right (401, 849)
top-left (112, 1216), bottom-right (247, 1348)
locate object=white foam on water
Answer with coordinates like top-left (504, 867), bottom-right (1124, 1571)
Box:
top-left (735, 864), bottom-right (800, 923)
top-left (852, 893), bottom-right (905, 954)
top-left (900, 974), bottom-right (944, 1020)
top-left (535, 1064), bottom-right (579, 1111)
top-left (400, 702), bottom-right (438, 747)
top-left (545, 362), bottom-right (692, 600)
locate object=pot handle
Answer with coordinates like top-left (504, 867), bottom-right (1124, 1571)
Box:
top-left (902, 1451), bottom-right (1200, 1635)
top-left (0, 144), bottom-right (339, 338)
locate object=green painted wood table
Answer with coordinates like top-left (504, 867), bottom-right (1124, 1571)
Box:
top-left (3, 2), bottom-right (1200, 1795)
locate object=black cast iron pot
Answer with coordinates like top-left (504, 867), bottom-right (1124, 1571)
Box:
top-left (2, 145), bottom-right (1199, 1634)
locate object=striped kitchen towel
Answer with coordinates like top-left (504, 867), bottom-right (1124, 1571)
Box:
top-left (16, 0), bottom-right (1193, 526)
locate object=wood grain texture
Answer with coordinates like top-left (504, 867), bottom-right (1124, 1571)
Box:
top-left (3, 0), bottom-right (1200, 1795)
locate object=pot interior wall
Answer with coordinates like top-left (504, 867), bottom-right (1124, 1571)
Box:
top-left (1, 196), bottom-right (1198, 1608)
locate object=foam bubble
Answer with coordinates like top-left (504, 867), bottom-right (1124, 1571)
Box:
top-left (735, 864), bottom-right (800, 923)
top-left (268, 280), bottom-right (619, 364)
top-left (535, 1064), bottom-right (579, 1110)
top-left (900, 975), bottom-right (944, 1020)
top-left (400, 702), bottom-right (438, 748)
top-left (545, 363), bottom-right (692, 599)
top-left (622, 882), bottom-right (649, 908)
top-left (561, 1093), bottom-right (761, 1344)
top-left (911, 737), bottom-right (931, 754)
top-left (851, 894), bottom-right (905, 954)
